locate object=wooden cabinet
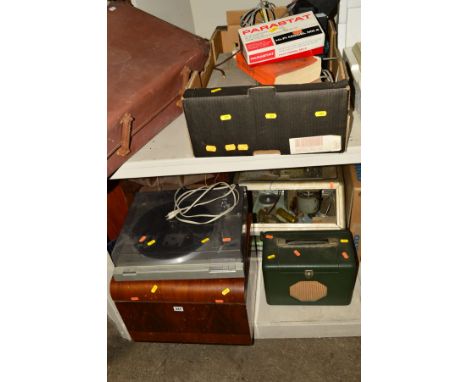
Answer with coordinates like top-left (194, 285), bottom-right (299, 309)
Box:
top-left (110, 276), bottom-right (257, 345)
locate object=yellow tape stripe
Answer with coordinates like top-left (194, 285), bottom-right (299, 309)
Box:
top-left (201, 237), bottom-right (210, 244)
top-left (205, 145), bottom-right (217, 152)
top-left (211, 88), bottom-right (222, 93)
top-left (147, 239), bottom-right (156, 246)
top-left (151, 285), bottom-right (158, 293)
top-left (237, 144), bottom-right (249, 151)
top-left (221, 288), bottom-right (230, 296)
top-left (315, 110), bottom-right (327, 117)
top-left (340, 239), bottom-right (349, 243)
top-left (265, 113), bottom-right (277, 119)
top-left (220, 114), bottom-right (232, 121)
top-left (267, 254), bottom-right (276, 260)
top-left (225, 144), bottom-right (236, 151)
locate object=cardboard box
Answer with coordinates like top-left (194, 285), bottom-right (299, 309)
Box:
top-left (238, 11), bottom-right (325, 65)
top-left (343, 164), bottom-right (361, 260)
top-left (343, 45), bottom-right (361, 115)
top-left (182, 17), bottom-right (351, 158)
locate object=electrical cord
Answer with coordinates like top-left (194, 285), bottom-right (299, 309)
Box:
top-left (320, 69), bottom-right (334, 82)
top-left (240, 1), bottom-right (277, 27)
top-left (166, 182), bottom-right (240, 225)
top-left (285, 0), bottom-right (298, 16)
top-left (325, 192), bottom-right (334, 215)
top-left (214, 50), bottom-right (241, 68)
top-left (212, 49), bottom-right (241, 78)
top-left (266, 190), bottom-right (282, 215)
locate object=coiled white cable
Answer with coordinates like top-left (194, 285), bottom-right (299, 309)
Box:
top-left (240, 1), bottom-right (277, 27)
top-left (166, 182), bottom-right (240, 225)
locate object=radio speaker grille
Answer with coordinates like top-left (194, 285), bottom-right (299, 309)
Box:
top-left (289, 281), bottom-right (327, 302)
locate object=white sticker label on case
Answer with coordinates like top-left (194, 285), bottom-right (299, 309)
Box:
top-left (173, 306), bottom-right (184, 312)
top-left (289, 135), bottom-right (341, 154)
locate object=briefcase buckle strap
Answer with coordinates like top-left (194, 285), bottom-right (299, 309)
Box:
top-left (117, 112), bottom-right (134, 157)
top-left (176, 65), bottom-right (191, 108)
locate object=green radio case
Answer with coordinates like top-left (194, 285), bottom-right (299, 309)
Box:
top-left (261, 230), bottom-right (358, 305)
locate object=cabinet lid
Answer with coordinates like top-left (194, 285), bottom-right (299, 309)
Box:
top-left (110, 277), bottom-right (246, 304)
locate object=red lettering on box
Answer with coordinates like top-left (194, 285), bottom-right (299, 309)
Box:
top-left (250, 49), bottom-right (275, 64)
top-left (246, 38), bottom-right (274, 51)
top-left (241, 13), bottom-right (312, 34)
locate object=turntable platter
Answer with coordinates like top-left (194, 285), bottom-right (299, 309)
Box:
top-left (131, 202), bottom-right (213, 263)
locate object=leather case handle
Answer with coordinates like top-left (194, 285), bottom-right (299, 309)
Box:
top-left (278, 238), bottom-right (339, 248)
top-left (117, 112), bottom-right (134, 157)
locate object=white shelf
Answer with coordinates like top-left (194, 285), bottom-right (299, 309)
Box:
top-left (111, 111), bottom-right (361, 179)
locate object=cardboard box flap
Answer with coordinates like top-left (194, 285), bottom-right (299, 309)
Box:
top-left (184, 79), bottom-right (349, 98)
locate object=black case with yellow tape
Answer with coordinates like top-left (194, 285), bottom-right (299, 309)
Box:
top-left (261, 230), bottom-right (358, 305)
top-left (183, 82), bottom-right (349, 157)
top-left (182, 21), bottom-right (350, 158)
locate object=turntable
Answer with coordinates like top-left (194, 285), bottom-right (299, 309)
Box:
top-left (111, 186), bottom-right (248, 281)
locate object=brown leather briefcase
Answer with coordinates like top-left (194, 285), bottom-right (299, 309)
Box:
top-left (107, 3), bottom-right (209, 176)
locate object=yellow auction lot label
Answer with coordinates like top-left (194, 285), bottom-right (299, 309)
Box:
top-left (220, 114), bottom-right (232, 121)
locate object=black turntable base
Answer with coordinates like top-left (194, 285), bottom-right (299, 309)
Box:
top-left (111, 187), bottom-right (248, 281)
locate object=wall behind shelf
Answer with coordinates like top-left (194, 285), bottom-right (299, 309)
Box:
top-left (132, 0), bottom-right (292, 38)
top-left (189, 0), bottom-right (291, 39)
top-left (131, 0), bottom-right (195, 33)
top-left (131, 0), bottom-right (361, 51)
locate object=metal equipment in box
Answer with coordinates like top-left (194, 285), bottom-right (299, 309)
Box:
top-left (261, 230), bottom-right (358, 305)
top-left (235, 166), bottom-right (345, 235)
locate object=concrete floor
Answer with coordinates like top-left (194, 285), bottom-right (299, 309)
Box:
top-left (108, 318), bottom-right (360, 382)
